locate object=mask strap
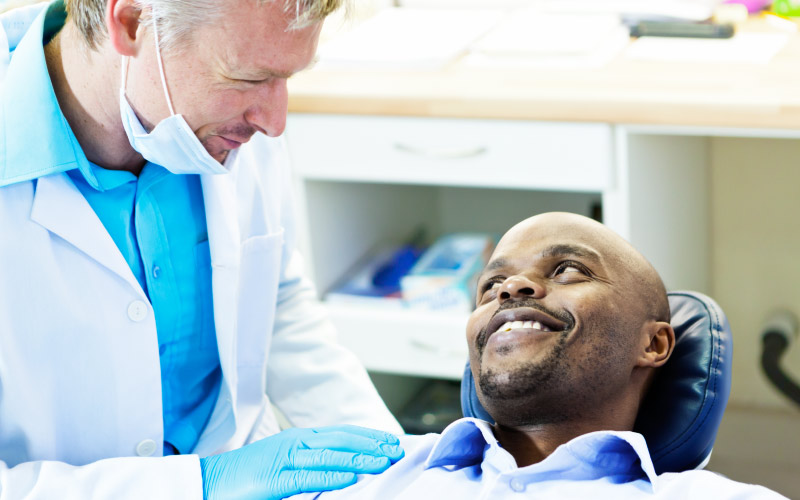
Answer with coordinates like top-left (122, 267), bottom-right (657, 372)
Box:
top-left (120, 55), bottom-right (129, 92)
top-left (152, 16), bottom-right (176, 116)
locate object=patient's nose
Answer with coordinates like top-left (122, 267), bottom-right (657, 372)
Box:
top-left (498, 276), bottom-right (545, 302)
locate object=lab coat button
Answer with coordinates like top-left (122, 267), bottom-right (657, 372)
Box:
top-left (136, 439), bottom-right (157, 457)
top-left (127, 301), bottom-right (148, 322)
top-left (510, 479), bottom-right (525, 492)
top-left (152, 265), bottom-right (161, 279)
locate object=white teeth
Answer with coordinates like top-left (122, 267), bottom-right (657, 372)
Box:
top-left (493, 319), bottom-right (553, 334)
top-left (494, 321), bottom-right (513, 334)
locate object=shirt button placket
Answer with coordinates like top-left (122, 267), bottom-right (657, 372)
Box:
top-left (510, 478), bottom-right (526, 493)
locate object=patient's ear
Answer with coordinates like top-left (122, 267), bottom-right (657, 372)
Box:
top-left (638, 322), bottom-right (675, 368)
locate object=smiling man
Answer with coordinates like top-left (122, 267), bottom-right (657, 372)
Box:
top-left (289, 212), bottom-right (784, 499)
top-left (0, 1), bottom-right (403, 499)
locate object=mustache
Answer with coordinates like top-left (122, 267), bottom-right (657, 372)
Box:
top-left (216, 123), bottom-right (258, 141)
top-left (476, 298), bottom-right (575, 356)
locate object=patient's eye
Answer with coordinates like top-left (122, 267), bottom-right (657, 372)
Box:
top-left (556, 263), bottom-right (581, 274)
top-left (479, 277), bottom-right (504, 300)
top-left (553, 261), bottom-right (590, 282)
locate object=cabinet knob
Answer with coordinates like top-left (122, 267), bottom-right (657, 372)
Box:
top-left (393, 142), bottom-right (488, 160)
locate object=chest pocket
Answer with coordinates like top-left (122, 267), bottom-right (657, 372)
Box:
top-left (236, 229), bottom-right (284, 367)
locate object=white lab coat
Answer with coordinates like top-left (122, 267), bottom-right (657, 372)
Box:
top-left (0, 5), bottom-right (401, 499)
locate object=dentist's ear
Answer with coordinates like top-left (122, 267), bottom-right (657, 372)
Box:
top-left (106, 0), bottom-right (144, 56)
top-left (638, 322), bottom-right (675, 368)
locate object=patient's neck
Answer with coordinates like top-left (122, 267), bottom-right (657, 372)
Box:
top-left (493, 417), bottom-right (635, 468)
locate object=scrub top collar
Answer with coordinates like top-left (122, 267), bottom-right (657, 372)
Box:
top-left (424, 418), bottom-right (659, 491)
top-left (0, 0), bottom-right (100, 190)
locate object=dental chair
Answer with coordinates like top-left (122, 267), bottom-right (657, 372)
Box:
top-left (461, 291), bottom-right (733, 474)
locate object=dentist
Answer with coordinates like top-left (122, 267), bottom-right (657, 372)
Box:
top-left (0, 0), bottom-right (403, 499)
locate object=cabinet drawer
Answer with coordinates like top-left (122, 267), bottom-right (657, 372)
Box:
top-left (327, 303), bottom-right (468, 380)
top-left (287, 114), bottom-right (612, 192)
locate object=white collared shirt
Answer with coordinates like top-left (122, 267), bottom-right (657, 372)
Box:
top-left (291, 418), bottom-right (786, 499)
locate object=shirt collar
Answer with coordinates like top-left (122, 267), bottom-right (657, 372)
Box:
top-left (425, 418), bottom-right (501, 469)
top-left (424, 418), bottom-right (659, 491)
top-left (0, 0), bottom-right (100, 189)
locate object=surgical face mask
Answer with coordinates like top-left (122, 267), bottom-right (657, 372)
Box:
top-left (118, 18), bottom-right (232, 175)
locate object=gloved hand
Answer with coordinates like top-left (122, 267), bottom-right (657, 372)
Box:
top-left (199, 425), bottom-right (404, 500)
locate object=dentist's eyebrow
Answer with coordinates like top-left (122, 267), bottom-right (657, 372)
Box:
top-left (232, 56), bottom-right (319, 81)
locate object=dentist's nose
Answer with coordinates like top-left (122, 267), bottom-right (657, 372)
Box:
top-left (244, 78), bottom-right (288, 137)
top-left (497, 275), bottom-right (546, 304)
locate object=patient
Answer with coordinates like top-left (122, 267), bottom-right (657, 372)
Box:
top-left (291, 212), bottom-right (785, 499)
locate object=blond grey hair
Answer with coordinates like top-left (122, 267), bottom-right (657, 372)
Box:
top-left (64, 0), bottom-right (342, 51)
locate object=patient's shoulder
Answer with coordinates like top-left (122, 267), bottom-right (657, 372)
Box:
top-left (287, 432), bottom-right (442, 500)
top-left (658, 470), bottom-right (788, 499)
top-left (397, 432), bottom-right (441, 452)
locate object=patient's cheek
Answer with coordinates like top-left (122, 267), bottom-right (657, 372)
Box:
top-left (466, 320), bottom-right (490, 357)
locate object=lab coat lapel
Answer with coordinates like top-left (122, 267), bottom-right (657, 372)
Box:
top-left (197, 171), bottom-right (241, 452)
top-left (30, 173), bottom-right (145, 296)
top-left (0, 25), bottom-right (8, 81)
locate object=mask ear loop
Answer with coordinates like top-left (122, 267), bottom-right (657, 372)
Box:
top-left (152, 15), bottom-right (176, 116)
top-left (120, 55), bottom-right (129, 93)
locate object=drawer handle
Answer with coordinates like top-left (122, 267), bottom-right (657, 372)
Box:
top-left (409, 339), bottom-right (465, 358)
top-left (393, 142), bottom-right (488, 160)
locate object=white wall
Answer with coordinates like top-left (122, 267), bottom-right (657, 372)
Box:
top-left (710, 137), bottom-right (800, 410)
top-left (707, 137), bottom-right (800, 498)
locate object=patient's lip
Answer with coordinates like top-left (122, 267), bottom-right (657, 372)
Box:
top-left (485, 307), bottom-right (568, 341)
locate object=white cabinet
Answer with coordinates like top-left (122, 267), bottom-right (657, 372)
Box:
top-left (289, 115), bottom-right (613, 191)
top-left (286, 114), bottom-right (710, 380)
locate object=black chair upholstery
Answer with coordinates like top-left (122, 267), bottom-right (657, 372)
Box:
top-left (461, 291), bottom-right (733, 474)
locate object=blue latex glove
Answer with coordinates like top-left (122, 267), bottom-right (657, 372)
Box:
top-left (199, 425), bottom-right (404, 500)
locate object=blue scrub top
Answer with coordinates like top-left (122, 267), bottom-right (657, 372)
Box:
top-left (1, 1), bottom-right (221, 455)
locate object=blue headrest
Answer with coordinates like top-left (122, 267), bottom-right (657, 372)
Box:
top-left (461, 291), bottom-right (733, 474)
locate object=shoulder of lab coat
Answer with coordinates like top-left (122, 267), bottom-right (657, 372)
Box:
top-left (258, 136), bottom-right (403, 435)
top-left (0, 2), bottom-right (48, 78)
top-left (0, 3), bottom-right (47, 80)
top-left (0, 455), bottom-right (203, 500)
top-left (0, 2), bottom-right (47, 51)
